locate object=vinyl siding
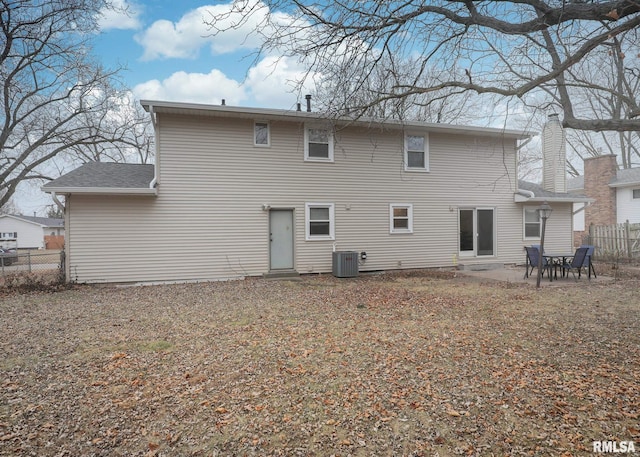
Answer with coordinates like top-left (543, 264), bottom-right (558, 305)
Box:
top-left (616, 187), bottom-right (640, 224)
top-left (66, 114), bottom-right (569, 283)
top-left (0, 217), bottom-right (44, 249)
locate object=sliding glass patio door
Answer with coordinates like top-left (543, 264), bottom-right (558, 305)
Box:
top-left (459, 208), bottom-right (495, 257)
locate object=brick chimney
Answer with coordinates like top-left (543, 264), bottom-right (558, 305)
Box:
top-left (584, 154), bottom-right (617, 227)
top-left (542, 114), bottom-right (567, 193)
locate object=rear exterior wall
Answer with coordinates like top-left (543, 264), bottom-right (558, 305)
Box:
top-left (65, 114), bottom-right (570, 283)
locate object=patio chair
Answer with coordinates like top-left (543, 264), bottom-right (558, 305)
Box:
top-left (579, 245), bottom-right (597, 278)
top-left (559, 247), bottom-right (590, 280)
top-left (524, 246), bottom-right (551, 279)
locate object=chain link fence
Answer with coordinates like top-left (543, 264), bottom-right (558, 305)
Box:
top-left (0, 250), bottom-right (64, 281)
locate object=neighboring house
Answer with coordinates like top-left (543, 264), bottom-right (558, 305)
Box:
top-left (42, 102), bottom-right (587, 284)
top-left (568, 154), bottom-right (640, 245)
top-left (0, 214), bottom-right (65, 249)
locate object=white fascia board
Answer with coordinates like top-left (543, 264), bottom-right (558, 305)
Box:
top-left (609, 180), bottom-right (640, 188)
top-left (514, 194), bottom-right (594, 204)
top-left (42, 187), bottom-right (158, 196)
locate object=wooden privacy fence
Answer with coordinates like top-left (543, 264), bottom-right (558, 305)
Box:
top-left (44, 235), bottom-right (64, 250)
top-left (587, 221), bottom-right (640, 260)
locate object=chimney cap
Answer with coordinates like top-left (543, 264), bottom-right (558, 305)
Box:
top-left (548, 113), bottom-right (559, 119)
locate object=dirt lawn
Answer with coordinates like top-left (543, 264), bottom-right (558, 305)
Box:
top-left (1, 272), bottom-right (639, 456)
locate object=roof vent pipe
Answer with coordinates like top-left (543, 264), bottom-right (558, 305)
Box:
top-left (305, 94), bottom-right (311, 112)
top-left (297, 103), bottom-right (301, 112)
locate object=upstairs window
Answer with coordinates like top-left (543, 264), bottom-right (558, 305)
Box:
top-left (254, 121), bottom-right (270, 147)
top-left (524, 207), bottom-right (541, 238)
top-left (305, 203), bottom-right (335, 240)
top-left (304, 126), bottom-right (334, 162)
top-left (633, 189), bottom-right (640, 199)
top-left (404, 133), bottom-right (429, 171)
top-left (390, 204), bottom-right (413, 234)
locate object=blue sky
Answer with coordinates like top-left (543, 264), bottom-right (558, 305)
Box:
top-left (95, 0), bottom-right (312, 109)
top-left (16, 1), bottom-right (316, 216)
top-left (16, 0), bottom-right (539, 216)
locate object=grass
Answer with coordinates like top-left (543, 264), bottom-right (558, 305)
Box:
top-left (0, 271), bottom-right (638, 456)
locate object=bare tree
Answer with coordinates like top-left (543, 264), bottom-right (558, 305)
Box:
top-left (313, 54), bottom-right (491, 125)
top-left (559, 30), bottom-right (640, 170)
top-left (0, 192), bottom-right (17, 214)
top-left (63, 97), bottom-right (155, 165)
top-left (206, 0), bottom-right (640, 132)
top-left (0, 0), bottom-right (147, 208)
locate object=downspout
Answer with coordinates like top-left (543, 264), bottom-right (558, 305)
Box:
top-left (515, 137), bottom-right (532, 151)
top-left (572, 202), bottom-right (591, 215)
top-left (516, 189), bottom-right (535, 199)
top-left (51, 192), bottom-right (65, 212)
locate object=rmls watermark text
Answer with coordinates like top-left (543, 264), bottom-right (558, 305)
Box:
top-left (593, 441), bottom-right (636, 453)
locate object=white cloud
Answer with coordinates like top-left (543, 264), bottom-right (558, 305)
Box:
top-left (135, 3), bottom-right (270, 61)
top-left (132, 69), bottom-right (247, 105)
top-left (132, 55), bottom-right (318, 109)
top-left (245, 55), bottom-right (316, 106)
top-left (98, 0), bottom-right (141, 31)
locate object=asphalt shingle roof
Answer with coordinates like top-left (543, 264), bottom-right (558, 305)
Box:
top-left (5, 214), bottom-right (64, 227)
top-left (611, 167), bottom-right (640, 186)
top-left (11, 214), bottom-right (64, 227)
top-left (42, 162), bottom-right (154, 190)
top-left (567, 176), bottom-right (584, 191)
top-left (518, 180), bottom-right (587, 199)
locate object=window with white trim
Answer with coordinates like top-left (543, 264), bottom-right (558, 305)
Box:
top-left (304, 126), bottom-right (334, 162)
top-left (254, 121), bottom-right (270, 147)
top-left (633, 188), bottom-right (640, 199)
top-left (404, 133), bottom-right (429, 171)
top-left (523, 207), bottom-right (541, 238)
top-left (390, 204), bottom-right (413, 234)
top-left (305, 203), bottom-right (335, 240)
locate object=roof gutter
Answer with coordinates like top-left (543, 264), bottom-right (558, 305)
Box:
top-left (43, 187), bottom-right (158, 196)
top-left (513, 188), bottom-right (593, 204)
top-left (609, 180), bottom-right (640, 188)
top-left (139, 99), bottom-right (533, 140)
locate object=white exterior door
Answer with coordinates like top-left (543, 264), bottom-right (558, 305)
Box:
top-left (269, 210), bottom-right (294, 270)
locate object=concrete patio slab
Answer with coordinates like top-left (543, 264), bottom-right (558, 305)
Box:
top-left (457, 264), bottom-right (612, 286)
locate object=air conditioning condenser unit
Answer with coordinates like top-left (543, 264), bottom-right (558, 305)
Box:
top-left (332, 251), bottom-right (359, 278)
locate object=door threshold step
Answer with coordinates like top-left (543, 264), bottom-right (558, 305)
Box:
top-left (263, 270), bottom-right (300, 280)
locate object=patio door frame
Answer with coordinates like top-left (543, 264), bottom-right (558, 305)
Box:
top-left (458, 207), bottom-right (496, 258)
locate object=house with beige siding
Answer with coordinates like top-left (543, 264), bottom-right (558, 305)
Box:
top-left (42, 102), bottom-right (588, 284)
